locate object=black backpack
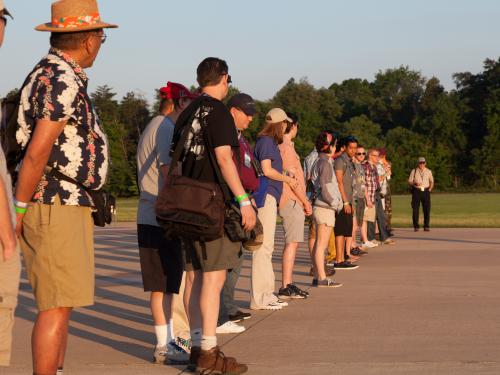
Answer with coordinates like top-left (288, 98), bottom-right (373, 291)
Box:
top-left (0, 92), bottom-right (24, 184)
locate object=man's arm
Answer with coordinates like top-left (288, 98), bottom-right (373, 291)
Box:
top-left (214, 145), bottom-right (256, 231)
top-left (429, 171), bottom-right (434, 192)
top-left (335, 167), bottom-right (351, 214)
top-left (15, 119), bottom-right (66, 235)
top-left (0, 178), bottom-right (16, 261)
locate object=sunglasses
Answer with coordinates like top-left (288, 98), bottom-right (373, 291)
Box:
top-left (1, 15), bottom-right (7, 27)
top-left (221, 73), bottom-right (232, 84)
top-left (356, 152), bottom-right (366, 156)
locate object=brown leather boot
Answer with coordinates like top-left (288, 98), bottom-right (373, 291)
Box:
top-left (196, 346), bottom-right (248, 374)
top-left (186, 346), bottom-right (201, 372)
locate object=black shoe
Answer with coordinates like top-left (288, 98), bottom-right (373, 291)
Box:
top-left (311, 278), bottom-right (318, 286)
top-left (278, 285), bottom-right (306, 299)
top-left (351, 247), bottom-right (367, 256)
top-left (424, 227), bottom-right (430, 232)
top-left (334, 261), bottom-right (359, 270)
top-left (414, 227), bottom-right (419, 232)
top-left (229, 310), bottom-right (252, 322)
top-left (288, 283), bottom-right (309, 298)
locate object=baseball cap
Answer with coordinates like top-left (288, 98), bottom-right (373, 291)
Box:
top-left (227, 93), bottom-right (257, 116)
top-left (0, 0), bottom-right (13, 18)
top-left (159, 82), bottom-right (198, 100)
top-left (418, 157), bottom-right (426, 163)
top-left (265, 108), bottom-right (292, 123)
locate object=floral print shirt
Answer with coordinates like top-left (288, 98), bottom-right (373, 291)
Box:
top-left (18, 48), bottom-right (109, 206)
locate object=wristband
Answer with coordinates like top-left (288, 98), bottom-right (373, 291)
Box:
top-left (15, 206), bottom-right (27, 215)
top-left (343, 202), bottom-right (350, 206)
top-left (240, 200), bottom-right (252, 207)
top-left (235, 193), bottom-right (249, 203)
top-left (14, 199), bottom-right (29, 208)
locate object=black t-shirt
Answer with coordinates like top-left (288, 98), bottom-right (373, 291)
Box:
top-left (171, 94), bottom-right (239, 184)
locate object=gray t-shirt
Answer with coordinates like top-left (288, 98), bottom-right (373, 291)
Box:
top-left (333, 152), bottom-right (354, 203)
top-left (136, 115), bottom-right (175, 226)
top-left (353, 162), bottom-right (366, 199)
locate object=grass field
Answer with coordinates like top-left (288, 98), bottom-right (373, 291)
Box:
top-left (116, 193), bottom-right (500, 228)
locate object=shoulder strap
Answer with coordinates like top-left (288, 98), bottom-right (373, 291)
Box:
top-left (199, 102), bottom-right (232, 202)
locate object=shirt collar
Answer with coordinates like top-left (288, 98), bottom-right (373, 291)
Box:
top-left (49, 48), bottom-right (88, 85)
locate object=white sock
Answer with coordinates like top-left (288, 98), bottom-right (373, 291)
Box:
top-left (56, 369), bottom-right (63, 375)
top-left (154, 325), bottom-right (168, 347)
top-left (168, 319), bottom-right (175, 344)
top-left (191, 329), bottom-right (202, 347)
top-left (201, 335), bottom-right (217, 351)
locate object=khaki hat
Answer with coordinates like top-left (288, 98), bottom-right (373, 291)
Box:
top-left (418, 157), bottom-right (426, 163)
top-left (35, 0), bottom-right (118, 33)
top-left (265, 108), bottom-right (292, 123)
top-left (0, 0), bottom-right (13, 18)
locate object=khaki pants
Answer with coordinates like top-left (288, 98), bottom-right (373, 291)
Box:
top-left (0, 245), bottom-right (21, 366)
top-left (172, 272), bottom-right (190, 341)
top-left (250, 195), bottom-right (278, 309)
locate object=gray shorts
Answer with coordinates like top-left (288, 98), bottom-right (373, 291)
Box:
top-left (355, 198), bottom-right (366, 226)
top-left (279, 200), bottom-right (305, 244)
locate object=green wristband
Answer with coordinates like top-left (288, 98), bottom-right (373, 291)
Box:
top-left (15, 206), bottom-right (27, 215)
top-left (235, 193), bottom-right (249, 203)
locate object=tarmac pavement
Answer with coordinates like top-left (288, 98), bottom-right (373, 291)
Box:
top-left (3, 225), bottom-right (500, 375)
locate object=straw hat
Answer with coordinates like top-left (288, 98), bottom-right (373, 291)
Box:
top-left (35, 0), bottom-right (117, 33)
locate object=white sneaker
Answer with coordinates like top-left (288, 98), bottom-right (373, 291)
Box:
top-left (261, 301), bottom-right (283, 310)
top-left (276, 299), bottom-right (289, 307)
top-left (363, 241), bottom-right (378, 248)
top-left (216, 320), bottom-right (246, 334)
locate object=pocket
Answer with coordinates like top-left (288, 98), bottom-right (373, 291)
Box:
top-left (39, 204), bottom-right (51, 226)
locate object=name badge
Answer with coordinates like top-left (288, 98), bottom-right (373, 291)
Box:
top-left (244, 152), bottom-right (252, 168)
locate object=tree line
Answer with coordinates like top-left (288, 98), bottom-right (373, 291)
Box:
top-left (4, 57), bottom-right (499, 196)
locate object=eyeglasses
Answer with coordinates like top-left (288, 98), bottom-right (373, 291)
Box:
top-left (100, 32), bottom-right (107, 44)
top-left (227, 74), bottom-right (232, 84)
top-left (356, 152), bottom-right (366, 156)
top-left (370, 154), bottom-right (380, 157)
top-left (419, 162), bottom-right (426, 164)
top-left (1, 15), bottom-right (7, 27)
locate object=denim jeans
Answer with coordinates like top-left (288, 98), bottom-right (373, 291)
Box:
top-left (367, 192), bottom-right (390, 242)
top-left (218, 249), bottom-right (243, 325)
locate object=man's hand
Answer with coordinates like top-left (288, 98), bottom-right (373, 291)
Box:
top-left (286, 176), bottom-right (299, 190)
top-left (367, 200), bottom-right (374, 208)
top-left (240, 205), bottom-right (256, 231)
top-left (2, 239), bottom-right (16, 262)
top-left (303, 201), bottom-right (313, 216)
top-left (344, 203), bottom-right (352, 214)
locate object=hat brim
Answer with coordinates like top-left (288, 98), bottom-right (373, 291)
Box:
top-left (35, 21), bottom-right (118, 32)
top-left (242, 107), bottom-right (257, 116)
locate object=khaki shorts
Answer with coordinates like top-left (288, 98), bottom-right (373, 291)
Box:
top-left (313, 206), bottom-right (336, 227)
top-left (182, 234), bottom-right (241, 272)
top-left (364, 206), bottom-right (376, 222)
top-left (0, 245), bottom-right (21, 366)
top-left (20, 196), bottom-right (94, 311)
top-left (279, 200), bottom-right (305, 244)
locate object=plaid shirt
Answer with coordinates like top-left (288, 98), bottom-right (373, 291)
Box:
top-left (363, 161), bottom-right (379, 203)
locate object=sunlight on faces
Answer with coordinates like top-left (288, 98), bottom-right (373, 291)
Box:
top-left (83, 29), bottom-right (105, 68)
top-left (231, 107), bottom-right (253, 131)
top-left (346, 141), bottom-right (358, 158)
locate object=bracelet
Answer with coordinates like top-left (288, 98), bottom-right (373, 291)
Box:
top-left (14, 199), bottom-right (29, 208)
top-left (15, 206), bottom-right (27, 215)
top-left (343, 202), bottom-right (350, 206)
top-left (235, 193), bottom-right (249, 203)
top-left (240, 200), bottom-right (252, 207)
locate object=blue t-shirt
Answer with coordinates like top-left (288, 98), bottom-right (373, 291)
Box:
top-left (254, 136), bottom-right (283, 204)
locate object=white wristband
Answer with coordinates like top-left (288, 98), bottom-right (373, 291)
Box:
top-left (14, 198), bottom-right (29, 208)
top-left (240, 200), bottom-right (252, 207)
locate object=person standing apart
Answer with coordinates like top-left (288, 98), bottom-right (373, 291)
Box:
top-left (251, 108), bottom-right (298, 310)
top-left (0, 1), bottom-right (20, 368)
top-left (408, 157), bottom-right (434, 231)
top-left (137, 82), bottom-right (196, 364)
top-left (14, 2), bottom-right (116, 374)
top-left (277, 115), bottom-right (312, 299)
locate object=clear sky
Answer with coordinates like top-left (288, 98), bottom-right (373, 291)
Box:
top-left (1, 0), bottom-right (499, 104)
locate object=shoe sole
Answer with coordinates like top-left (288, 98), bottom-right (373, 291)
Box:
top-left (317, 283), bottom-right (343, 288)
top-left (335, 267), bottom-right (359, 270)
top-left (166, 358), bottom-right (190, 365)
top-left (278, 294), bottom-right (307, 299)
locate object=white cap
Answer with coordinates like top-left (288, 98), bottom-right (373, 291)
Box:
top-left (265, 108), bottom-right (292, 123)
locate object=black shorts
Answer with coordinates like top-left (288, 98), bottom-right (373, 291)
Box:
top-left (334, 209), bottom-right (353, 237)
top-left (137, 224), bottom-right (183, 294)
